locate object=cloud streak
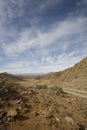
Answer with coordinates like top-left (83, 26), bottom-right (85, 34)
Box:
top-left (0, 0), bottom-right (87, 73)
top-left (2, 16), bottom-right (87, 57)
top-left (0, 52), bottom-right (84, 74)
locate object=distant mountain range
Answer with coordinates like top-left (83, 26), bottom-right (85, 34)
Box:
top-left (0, 72), bottom-right (44, 81)
top-left (0, 72), bottom-right (22, 81)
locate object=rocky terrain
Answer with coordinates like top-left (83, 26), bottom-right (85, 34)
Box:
top-left (0, 57), bottom-right (87, 130)
top-left (0, 80), bottom-right (87, 130)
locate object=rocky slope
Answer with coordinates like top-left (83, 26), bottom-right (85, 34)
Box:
top-left (42, 57), bottom-right (87, 90)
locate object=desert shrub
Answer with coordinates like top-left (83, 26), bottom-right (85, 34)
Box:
top-left (56, 87), bottom-right (63, 95)
top-left (49, 85), bottom-right (63, 95)
top-left (4, 81), bottom-right (14, 88)
top-left (36, 84), bottom-right (48, 89)
top-left (3, 80), bottom-right (17, 93)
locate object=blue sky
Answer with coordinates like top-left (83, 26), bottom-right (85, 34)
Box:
top-left (0, 0), bottom-right (87, 74)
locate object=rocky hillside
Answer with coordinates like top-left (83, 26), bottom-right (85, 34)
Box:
top-left (43, 57), bottom-right (87, 90)
top-left (0, 72), bottom-right (23, 82)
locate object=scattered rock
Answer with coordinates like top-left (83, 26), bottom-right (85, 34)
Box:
top-left (65, 116), bottom-right (74, 125)
top-left (15, 99), bottom-right (22, 104)
top-left (0, 77), bottom-right (87, 130)
top-left (17, 101), bottom-right (26, 110)
top-left (23, 108), bottom-right (29, 113)
top-left (7, 117), bottom-right (11, 122)
top-left (55, 117), bottom-right (60, 123)
top-left (7, 109), bottom-right (17, 122)
top-left (46, 112), bottom-right (54, 118)
top-left (17, 106), bottom-right (22, 110)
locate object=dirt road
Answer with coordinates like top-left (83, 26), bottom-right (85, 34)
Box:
top-left (63, 88), bottom-right (87, 99)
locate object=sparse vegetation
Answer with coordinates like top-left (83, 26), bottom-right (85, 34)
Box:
top-left (36, 84), bottom-right (48, 89)
top-left (48, 85), bottom-right (63, 95)
top-left (0, 57), bottom-right (87, 130)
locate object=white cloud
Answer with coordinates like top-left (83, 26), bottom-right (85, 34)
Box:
top-left (0, 51), bottom-right (86, 74)
top-left (0, 1), bottom-right (87, 74)
top-left (2, 16), bottom-right (87, 57)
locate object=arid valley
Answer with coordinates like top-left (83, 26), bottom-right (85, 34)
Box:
top-left (0, 0), bottom-right (87, 130)
top-left (0, 57), bottom-right (87, 130)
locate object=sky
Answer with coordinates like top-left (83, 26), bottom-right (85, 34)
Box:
top-left (0, 0), bottom-right (87, 74)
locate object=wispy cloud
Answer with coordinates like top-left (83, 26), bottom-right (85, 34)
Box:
top-left (0, 0), bottom-right (24, 20)
top-left (2, 16), bottom-right (87, 57)
top-left (0, 51), bottom-right (84, 74)
top-left (0, 0), bottom-right (87, 73)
